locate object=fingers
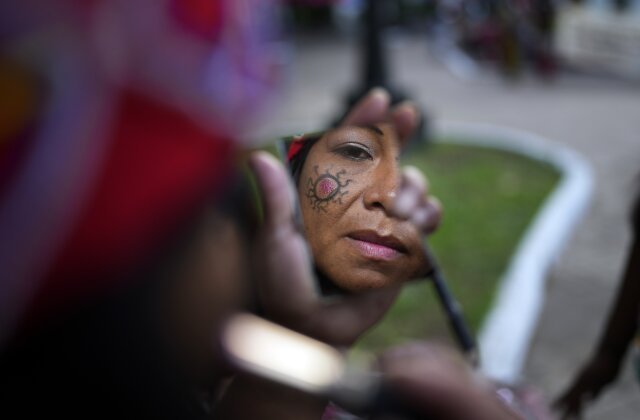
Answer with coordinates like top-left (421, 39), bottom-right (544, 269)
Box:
top-left (395, 166), bottom-right (428, 216)
top-left (248, 151), bottom-right (321, 321)
top-left (376, 342), bottom-right (517, 420)
top-left (394, 166), bottom-right (442, 234)
top-left (341, 88), bottom-right (420, 144)
top-left (390, 101), bottom-right (420, 143)
top-left (341, 88), bottom-right (390, 127)
top-left (257, 230), bottom-right (318, 321)
top-left (248, 151), bottom-right (295, 232)
top-left (378, 341), bottom-right (472, 380)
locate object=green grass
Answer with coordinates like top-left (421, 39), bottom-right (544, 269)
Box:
top-left (354, 140), bottom-right (561, 353)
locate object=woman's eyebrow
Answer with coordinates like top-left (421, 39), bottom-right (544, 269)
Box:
top-left (361, 124), bottom-right (384, 136)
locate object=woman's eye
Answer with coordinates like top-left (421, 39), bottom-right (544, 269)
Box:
top-left (335, 145), bottom-right (372, 161)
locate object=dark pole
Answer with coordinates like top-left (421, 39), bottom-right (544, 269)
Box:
top-left (337, 0), bottom-right (428, 146)
top-left (363, 0), bottom-right (388, 91)
top-left (341, 0), bottom-right (405, 115)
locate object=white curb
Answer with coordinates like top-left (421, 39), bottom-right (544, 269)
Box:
top-left (433, 121), bottom-right (594, 384)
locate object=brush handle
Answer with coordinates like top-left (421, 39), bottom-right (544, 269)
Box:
top-left (423, 244), bottom-right (478, 366)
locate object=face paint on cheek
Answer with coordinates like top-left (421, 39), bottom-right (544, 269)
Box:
top-left (316, 177), bottom-right (338, 199)
top-left (306, 166), bottom-right (353, 212)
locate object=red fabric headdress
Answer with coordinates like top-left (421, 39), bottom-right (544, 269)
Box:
top-left (286, 134), bottom-right (306, 161)
top-left (0, 89), bottom-right (236, 331)
top-left (0, 0), bottom-right (281, 339)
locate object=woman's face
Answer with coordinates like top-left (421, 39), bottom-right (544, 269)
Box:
top-left (297, 124), bottom-right (428, 292)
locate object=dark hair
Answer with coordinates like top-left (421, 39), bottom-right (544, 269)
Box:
top-left (287, 134), bottom-right (322, 185)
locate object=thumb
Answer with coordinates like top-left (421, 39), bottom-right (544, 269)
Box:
top-left (248, 151), bottom-right (296, 232)
top-left (341, 88), bottom-right (390, 126)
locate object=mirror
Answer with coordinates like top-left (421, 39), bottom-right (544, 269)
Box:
top-left (271, 123), bottom-right (476, 362)
top-left (280, 123), bottom-right (431, 295)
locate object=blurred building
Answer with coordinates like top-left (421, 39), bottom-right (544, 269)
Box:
top-left (555, 0), bottom-right (640, 79)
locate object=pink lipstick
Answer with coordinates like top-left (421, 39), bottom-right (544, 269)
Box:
top-left (347, 231), bottom-right (406, 261)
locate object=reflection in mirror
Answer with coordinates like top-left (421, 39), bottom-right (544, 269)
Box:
top-left (276, 124), bottom-right (477, 362)
top-left (282, 124), bottom-right (431, 295)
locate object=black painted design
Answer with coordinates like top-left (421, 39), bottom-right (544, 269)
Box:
top-left (306, 166), bottom-right (352, 212)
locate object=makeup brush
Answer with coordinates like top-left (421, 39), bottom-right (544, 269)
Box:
top-left (422, 243), bottom-right (479, 367)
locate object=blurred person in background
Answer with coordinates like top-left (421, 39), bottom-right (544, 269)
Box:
top-left (0, 1), bottom-right (519, 418)
top-left (555, 193), bottom-right (640, 419)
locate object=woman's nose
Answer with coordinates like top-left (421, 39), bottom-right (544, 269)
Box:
top-left (362, 166), bottom-right (400, 214)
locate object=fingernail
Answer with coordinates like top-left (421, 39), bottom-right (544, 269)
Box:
top-left (368, 87), bottom-right (390, 103)
top-left (395, 101), bottom-right (417, 117)
top-left (403, 166), bottom-right (426, 186)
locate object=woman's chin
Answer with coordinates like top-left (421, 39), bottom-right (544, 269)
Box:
top-left (329, 268), bottom-right (402, 292)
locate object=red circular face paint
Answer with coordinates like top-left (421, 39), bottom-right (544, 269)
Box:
top-left (315, 176), bottom-right (338, 200)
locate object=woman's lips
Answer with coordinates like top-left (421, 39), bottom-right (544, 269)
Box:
top-left (347, 231), bottom-right (406, 261)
